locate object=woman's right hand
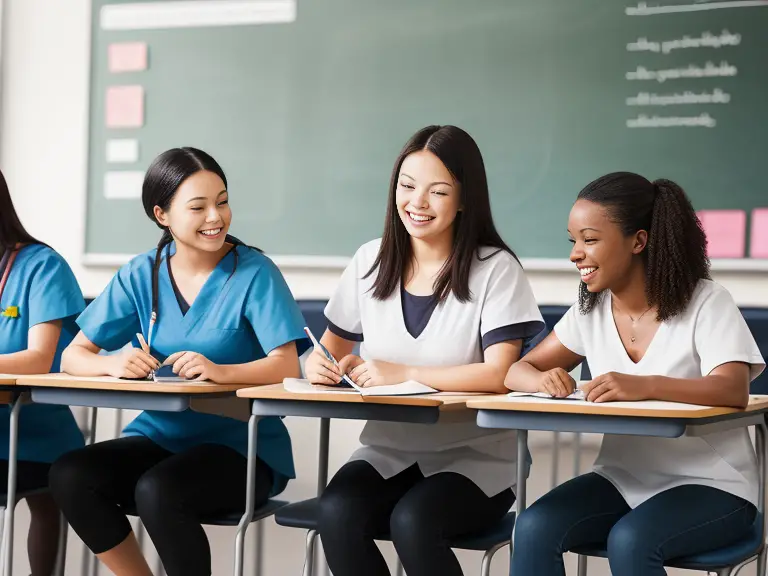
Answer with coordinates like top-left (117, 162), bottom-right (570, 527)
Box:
top-left (537, 367), bottom-right (576, 398)
top-left (108, 347), bottom-right (160, 379)
top-left (305, 349), bottom-right (343, 385)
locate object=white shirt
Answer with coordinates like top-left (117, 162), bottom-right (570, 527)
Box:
top-left (325, 239), bottom-right (544, 496)
top-left (555, 279), bottom-right (765, 507)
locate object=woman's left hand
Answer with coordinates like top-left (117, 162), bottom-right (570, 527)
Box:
top-left (581, 372), bottom-right (653, 403)
top-left (165, 351), bottom-right (223, 382)
top-left (348, 360), bottom-right (410, 388)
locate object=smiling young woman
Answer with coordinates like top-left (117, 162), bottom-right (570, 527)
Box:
top-left (505, 171), bottom-right (764, 576)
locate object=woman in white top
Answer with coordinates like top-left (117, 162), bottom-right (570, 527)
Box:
top-left (506, 172), bottom-right (765, 576)
top-left (305, 125), bottom-right (544, 576)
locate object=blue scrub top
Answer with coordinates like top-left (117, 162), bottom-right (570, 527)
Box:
top-left (76, 243), bottom-right (309, 495)
top-left (0, 244), bottom-right (86, 463)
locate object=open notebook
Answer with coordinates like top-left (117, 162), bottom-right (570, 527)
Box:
top-left (508, 382), bottom-right (587, 401)
top-left (284, 378), bottom-right (438, 397)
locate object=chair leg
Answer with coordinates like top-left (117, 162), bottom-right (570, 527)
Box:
top-left (0, 507), bottom-right (5, 572)
top-left (394, 557), bottom-right (404, 576)
top-left (303, 530), bottom-right (318, 576)
top-left (481, 542), bottom-right (509, 576)
top-left (576, 554), bottom-right (588, 576)
top-left (53, 513), bottom-right (68, 576)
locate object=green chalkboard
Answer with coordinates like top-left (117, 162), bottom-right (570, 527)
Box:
top-left (86, 0), bottom-right (768, 260)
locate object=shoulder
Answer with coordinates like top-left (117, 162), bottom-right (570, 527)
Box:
top-left (473, 247), bottom-right (523, 277)
top-left (354, 238), bottom-right (382, 267)
top-left (18, 244), bottom-right (75, 279)
top-left (122, 247), bottom-right (158, 277)
top-left (679, 279), bottom-right (735, 321)
top-left (236, 246), bottom-right (281, 278)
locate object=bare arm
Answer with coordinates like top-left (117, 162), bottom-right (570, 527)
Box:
top-left (209, 341), bottom-right (301, 385)
top-left (62, 331), bottom-right (159, 379)
top-left (583, 362), bottom-right (751, 408)
top-left (504, 331), bottom-right (584, 396)
top-left (0, 320), bottom-right (62, 374)
top-left (405, 340), bottom-right (522, 394)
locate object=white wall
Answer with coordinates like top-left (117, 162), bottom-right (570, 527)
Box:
top-left (1, 1), bottom-right (766, 575)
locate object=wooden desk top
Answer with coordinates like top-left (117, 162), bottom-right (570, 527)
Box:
top-left (0, 375), bottom-right (17, 386)
top-left (466, 395), bottom-right (768, 419)
top-left (15, 373), bottom-right (253, 395)
top-left (237, 383), bottom-right (488, 410)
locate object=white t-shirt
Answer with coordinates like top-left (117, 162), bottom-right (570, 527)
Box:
top-left (555, 279), bottom-right (765, 507)
top-left (325, 239), bottom-right (544, 496)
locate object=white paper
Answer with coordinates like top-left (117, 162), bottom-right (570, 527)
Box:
top-left (283, 378), bottom-right (438, 397)
top-left (508, 390), bottom-right (586, 401)
top-left (101, 0), bottom-right (297, 31)
top-left (106, 139), bottom-right (139, 164)
top-left (104, 171), bottom-right (144, 199)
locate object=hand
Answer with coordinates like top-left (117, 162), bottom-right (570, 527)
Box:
top-left (582, 372), bottom-right (651, 403)
top-left (109, 347), bottom-right (160, 379)
top-left (537, 368), bottom-right (576, 398)
top-left (347, 359), bottom-right (409, 388)
top-left (304, 348), bottom-right (343, 385)
top-left (165, 351), bottom-right (222, 382)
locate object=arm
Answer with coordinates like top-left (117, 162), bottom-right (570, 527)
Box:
top-left (208, 342), bottom-right (301, 385)
top-left (504, 331), bottom-right (584, 397)
top-left (347, 340), bottom-right (524, 394)
top-left (62, 331), bottom-right (159, 379)
top-left (0, 321), bottom-right (62, 374)
top-left (407, 340), bottom-right (523, 393)
top-left (583, 362), bottom-right (751, 408)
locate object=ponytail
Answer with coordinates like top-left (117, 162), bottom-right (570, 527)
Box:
top-left (646, 179), bottom-right (710, 321)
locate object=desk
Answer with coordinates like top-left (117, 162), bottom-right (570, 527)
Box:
top-left (468, 395), bottom-right (768, 572)
top-left (232, 384), bottom-right (481, 576)
top-left (9, 374), bottom-right (253, 576)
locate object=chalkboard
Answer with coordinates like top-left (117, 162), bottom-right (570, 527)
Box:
top-left (85, 0), bottom-right (768, 261)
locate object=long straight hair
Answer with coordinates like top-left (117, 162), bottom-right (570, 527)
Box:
top-left (366, 125), bottom-right (516, 303)
top-left (0, 169), bottom-right (42, 258)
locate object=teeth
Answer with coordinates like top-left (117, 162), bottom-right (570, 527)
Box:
top-left (200, 228), bottom-right (221, 236)
top-left (579, 267), bottom-right (597, 276)
top-left (409, 213), bottom-right (434, 222)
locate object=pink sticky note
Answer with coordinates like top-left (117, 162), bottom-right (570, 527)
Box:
top-left (106, 86), bottom-right (144, 128)
top-left (750, 208), bottom-right (768, 258)
top-left (108, 42), bottom-right (148, 73)
top-left (697, 210), bottom-right (746, 258)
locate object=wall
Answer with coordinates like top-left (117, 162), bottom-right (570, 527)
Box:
top-left (1, 1), bottom-right (766, 575)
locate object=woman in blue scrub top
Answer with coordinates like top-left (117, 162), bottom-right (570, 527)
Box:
top-left (48, 148), bottom-right (309, 576)
top-left (0, 169), bottom-right (85, 576)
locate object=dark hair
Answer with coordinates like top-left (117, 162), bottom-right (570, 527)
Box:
top-left (366, 125), bottom-right (516, 303)
top-left (0, 168), bottom-right (42, 257)
top-left (142, 147), bottom-right (255, 323)
top-left (577, 171), bottom-right (710, 321)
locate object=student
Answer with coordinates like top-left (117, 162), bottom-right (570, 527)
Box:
top-left (506, 172), bottom-right (765, 575)
top-left (48, 148), bottom-right (309, 576)
top-left (305, 125), bottom-right (544, 576)
top-left (0, 169), bottom-right (85, 575)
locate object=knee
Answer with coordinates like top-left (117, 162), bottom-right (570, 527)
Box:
top-left (389, 500), bottom-right (431, 547)
top-left (317, 487), bottom-right (362, 536)
top-left (607, 520), bottom-right (656, 569)
top-left (134, 468), bottom-right (178, 519)
top-left (513, 506), bottom-right (557, 552)
top-left (49, 450), bottom-right (92, 503)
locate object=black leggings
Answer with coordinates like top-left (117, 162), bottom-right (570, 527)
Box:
top-left (318, 460), bottom-right (515, 576)
top-left (48, 436), bottom-right (272, 576)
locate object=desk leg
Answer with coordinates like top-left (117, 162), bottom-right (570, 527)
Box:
top-left (234, 414), bottom-right (260, 576)
top-left (510, 429), bottom-right (528, 576)
top-left (317, 419), bottom-right (330, 576)
top-left (573, 432), bottom-right (582, 477)
top-left (2, 394), bottom-right (21, 576)
top-left (756, 423), bottom-right (766, 575)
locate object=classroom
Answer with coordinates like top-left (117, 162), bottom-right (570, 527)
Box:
top-left (1, 0), bottom-right (768, 575)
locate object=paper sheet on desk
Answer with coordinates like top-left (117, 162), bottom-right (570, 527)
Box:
top-left (508, 390), bottom-right (586, 401)
top-left (284, 378), bottom-right (438, 396)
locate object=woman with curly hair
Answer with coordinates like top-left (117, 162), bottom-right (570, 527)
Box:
top-left (505, 172), bottom-right (764, 575)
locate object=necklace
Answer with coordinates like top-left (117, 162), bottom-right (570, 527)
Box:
top-left (613, 299), bottom-right (654, 343)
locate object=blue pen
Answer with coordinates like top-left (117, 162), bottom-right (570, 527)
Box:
top-left (303, 327), bottom-right (358, 389)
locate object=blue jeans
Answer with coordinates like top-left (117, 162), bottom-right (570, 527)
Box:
top-left (511, 472), bottom-right (756, 576)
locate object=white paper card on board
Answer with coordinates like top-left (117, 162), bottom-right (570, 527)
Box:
top-left (106, 139), bottom-right (139, 163)
top-left (101, 0), bottom-right (297, 31)
top-left (104, 171), bottom-right (144, 199)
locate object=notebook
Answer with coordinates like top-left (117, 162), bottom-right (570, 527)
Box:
top-left (508, 382), bottom-right (587, 401)
top-left (284, 378), bottom-right (438, 397)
